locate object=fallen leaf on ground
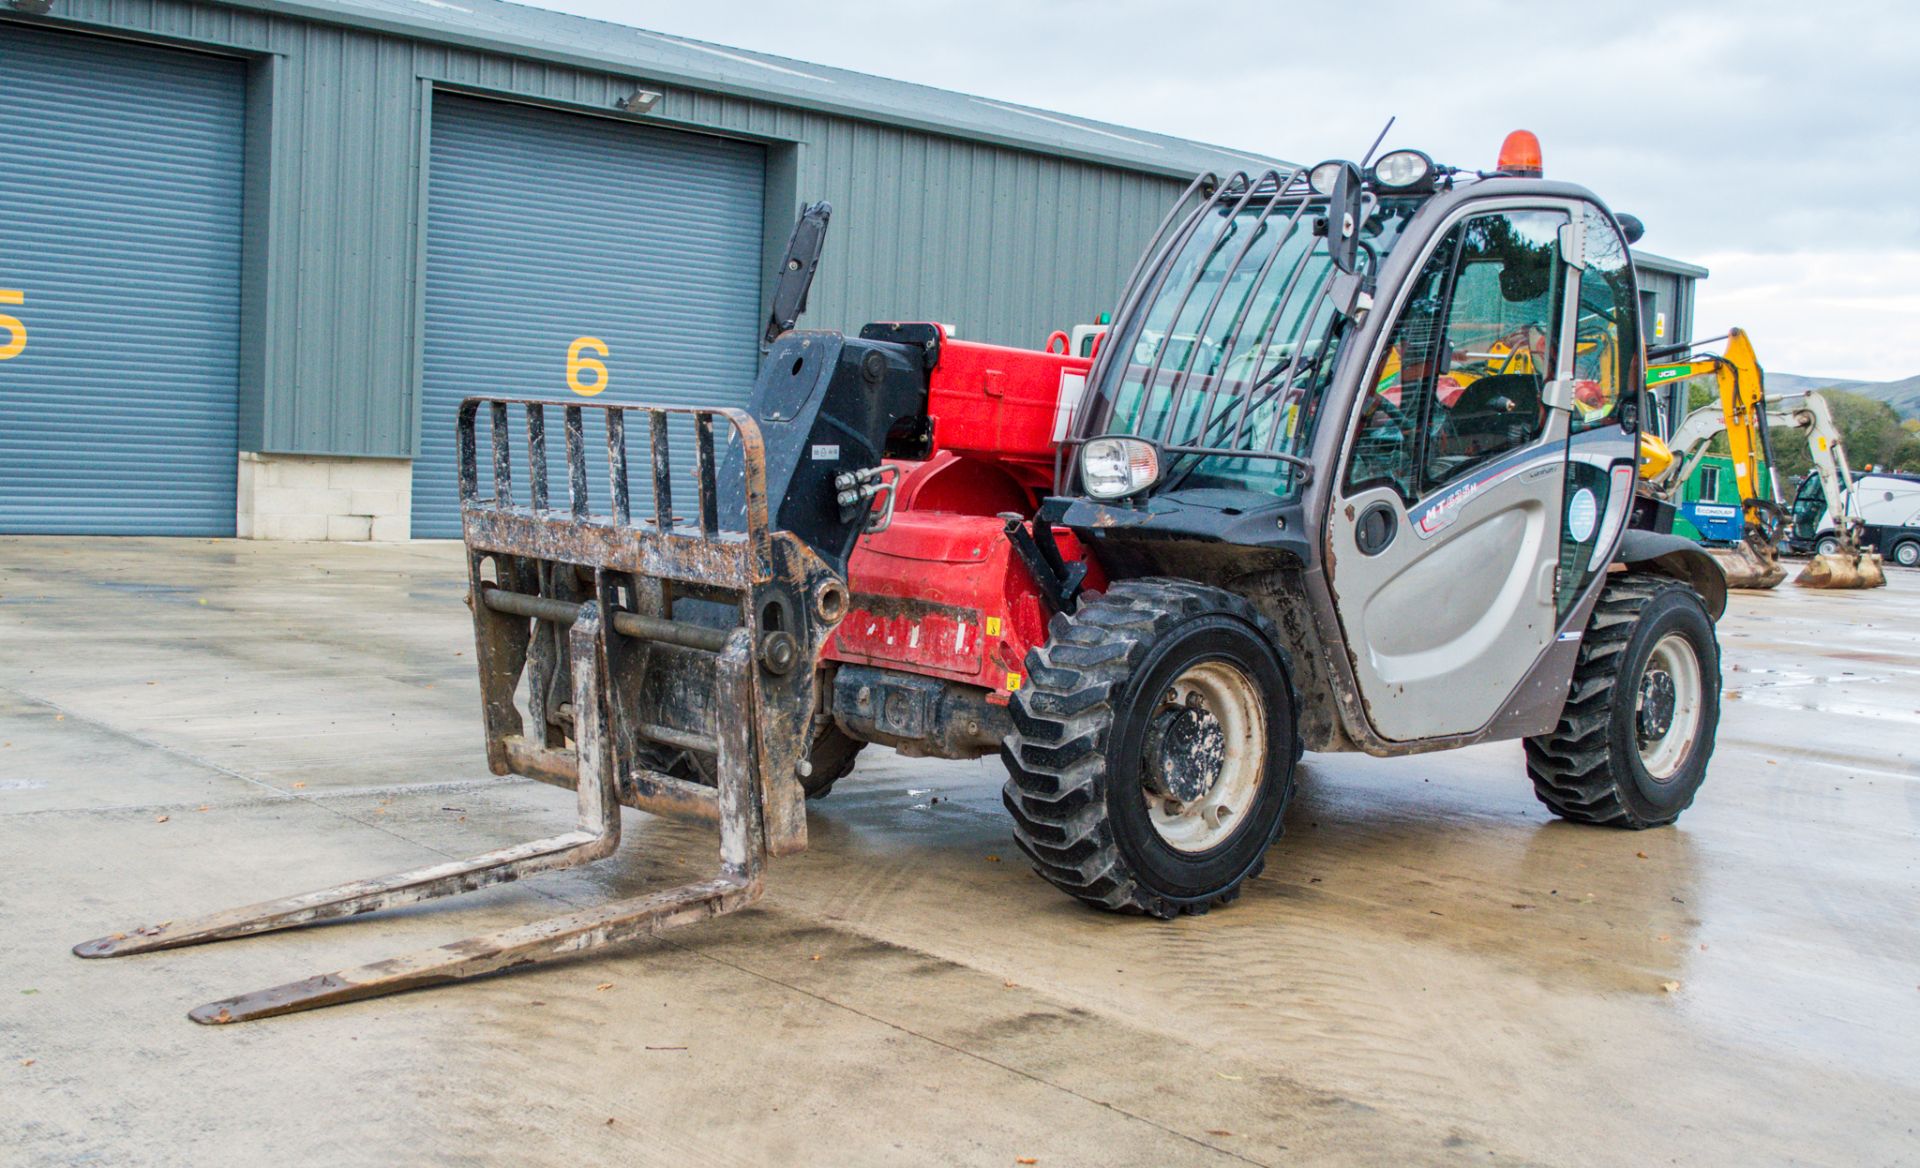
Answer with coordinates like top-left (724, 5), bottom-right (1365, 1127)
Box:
top-left (605, 1118), bottom-right (616, 1126)
top-left (1660, 981), bottom-right (1682, 994)
top-left (20, 1059), bottom-right (34, 1067)
top-left (810, 954), bottom-right (822, 962)
top-left (1207, 1129), bottom-right (1234, 1137)
top-left (1215, 1072), bottom-right (1243, 1081)
top-left (986, 855), bottom-right (1001, 862)
top-left (595, 983), bottom-right (614, 992)
top-left (1003, 980), bottom-right (1018, 988)
top-left (1016, 1159), bottom-right (1037, 1165)
top-left (645, 1045), bottom-right (687, 1051)
top-left (195, 805), bottom-right (210, 813)
top-left (155, 815), bottom-right (169, 824)
top-left (292, 782), bottom-right (306, 789)
top-left (1636, 852), bottom-right (1648, 859)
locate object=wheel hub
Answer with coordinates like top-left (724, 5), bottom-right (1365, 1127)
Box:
top-left (1638, 669), bottom-right (1678, 741)
top-left (1142, 701), bottom-right (1226, 805)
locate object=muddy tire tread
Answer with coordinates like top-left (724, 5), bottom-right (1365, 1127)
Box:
top-left (1524, 573), bottom-right (1704, 827)
top-left (1001, 579), bottom-right (1297, 918)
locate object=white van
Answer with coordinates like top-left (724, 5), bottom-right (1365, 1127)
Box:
top-left (1791, 471), bottom-right (1920, 567)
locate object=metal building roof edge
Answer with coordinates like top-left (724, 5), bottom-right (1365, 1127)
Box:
top-left (1632, 249), bottom-right (1710, 279)
top-left (197, 0), bottom-right (1292, 181)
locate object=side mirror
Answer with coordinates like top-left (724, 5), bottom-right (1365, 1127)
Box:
top-left (1615, 213), bottom-right (1645, 246)
top-left (1326, 162), bottom-right (1365, 275)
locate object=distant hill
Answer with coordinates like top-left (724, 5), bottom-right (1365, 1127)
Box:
top-left (1769, 372), bottom-right (1920, 419)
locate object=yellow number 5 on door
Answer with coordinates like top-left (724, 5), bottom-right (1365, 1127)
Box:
top-left (566, 335), bottom-right (609, 396)
top-left (0, 290), bottom-right (25, 361)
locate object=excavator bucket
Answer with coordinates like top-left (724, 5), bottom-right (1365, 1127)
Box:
top-left (1795, 549), bottom-right (1887, 589)
top-left (1708, 533), bottom-right (1788, 591)
top-left (75, 397), bottom-right (846, 1022)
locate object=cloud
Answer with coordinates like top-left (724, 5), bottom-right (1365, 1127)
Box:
top-left (521, 0), bottom-right (1920, 378)
top-left (1695, 249), bottom-right (1920, 380)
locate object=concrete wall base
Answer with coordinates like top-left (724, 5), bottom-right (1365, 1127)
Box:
top-left (236, 453), bottom-right (411, 540)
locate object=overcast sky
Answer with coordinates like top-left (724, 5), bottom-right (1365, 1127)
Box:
top-left (528, 0), bottom-right (1918, 380)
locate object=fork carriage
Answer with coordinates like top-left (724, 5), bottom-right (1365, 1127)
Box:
top-left (75, 397), bottom-right (843, 1023)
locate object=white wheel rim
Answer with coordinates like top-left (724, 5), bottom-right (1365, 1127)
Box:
top-left (1898, 544), bottom-right (1918, 567)
top-left (1142, 660), bottom-right (1267, 853)
top-left (1637, 632), bottom-right (1703, 780)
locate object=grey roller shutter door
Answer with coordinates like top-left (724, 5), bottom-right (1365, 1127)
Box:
top-left (0, 25), bottom-right (243, 535)
top-left (414, 94), bottom-right (766, 537)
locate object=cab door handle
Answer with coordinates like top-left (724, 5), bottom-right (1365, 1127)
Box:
top-left (1355, 502), bottom-right (1398, 555)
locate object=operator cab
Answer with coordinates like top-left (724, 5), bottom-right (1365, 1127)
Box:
top-left (1053, 131), bottom-right (1653, 748)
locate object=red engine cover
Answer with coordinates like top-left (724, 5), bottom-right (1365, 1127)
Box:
top-left (826, 324), bottom-right (1103, 701)
top-left (919, 326), bottom-right (1091, 490)
top-left (827, 511), bottom-right (1101, 701)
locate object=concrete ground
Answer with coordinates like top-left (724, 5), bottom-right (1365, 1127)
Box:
top-left (0, 538), bottom-right (1914, 1168)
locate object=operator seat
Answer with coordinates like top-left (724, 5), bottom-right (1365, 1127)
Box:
top-left (1431, 372), bottom-right (1543, 463)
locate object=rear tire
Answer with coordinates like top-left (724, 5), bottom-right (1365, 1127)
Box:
top-left (1892, 539), bottom-right (1920, 569)
top-left (1002, 579), bottom-right (1300, 918)
top-left (1525, 573), bottom-right (1719, 828)
top-left (1815, 534), bottom-right (1842, 556)
top-left (800, 725), bottom-right (865, 799)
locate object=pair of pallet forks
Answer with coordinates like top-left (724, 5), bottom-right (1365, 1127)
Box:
top-left (77, 400), bottom-right (817, 1023)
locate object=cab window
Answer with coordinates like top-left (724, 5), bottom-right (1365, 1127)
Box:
top-left (1346, 208), bottom-right (1566, 501)
top-left (1570, 206), bottom-right (1638, 432)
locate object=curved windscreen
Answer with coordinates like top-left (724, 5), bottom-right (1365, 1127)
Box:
top-left (1077, 184), bottom-right (1420, 497)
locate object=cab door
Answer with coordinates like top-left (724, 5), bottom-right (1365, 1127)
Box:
top-left (1326, 205), bottom-right (1576, 742)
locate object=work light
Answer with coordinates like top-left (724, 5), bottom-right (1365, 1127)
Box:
top-left (1371, 149), bottom-right (1433, 189)
top-left (1308, 161), bottom-right (1344, 195)
top-left (1082, 436), bottom-right (1160, 499)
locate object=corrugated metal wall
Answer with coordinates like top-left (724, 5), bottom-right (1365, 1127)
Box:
top-left (6, 4), bottom-right (1188, 464)
top-left (0, 25), bottom-right (245, 534)
top-left (413, 94), bottom-right (766, 536)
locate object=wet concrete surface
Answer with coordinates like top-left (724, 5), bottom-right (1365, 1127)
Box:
top-left (0, 537), bottom-right (1915, 1167)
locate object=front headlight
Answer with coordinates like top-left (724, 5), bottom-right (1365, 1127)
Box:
top-left (1082, 436), bottom-right (1159, 499)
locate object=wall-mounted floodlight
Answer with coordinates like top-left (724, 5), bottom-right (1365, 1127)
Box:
top-left (614, 89), bottom-right (661, 115)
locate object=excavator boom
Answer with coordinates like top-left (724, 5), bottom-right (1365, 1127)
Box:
top-left (1642, 329), bottom-right (1883, 590)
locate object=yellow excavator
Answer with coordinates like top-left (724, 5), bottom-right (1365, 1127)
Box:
top-left (1638, 328), bottom-right (1884, 589)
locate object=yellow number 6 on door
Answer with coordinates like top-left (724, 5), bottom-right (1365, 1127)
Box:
top-left (566, 335), bottom-right (609, 396)
top-left (0, 290), bottom-right (25, 361)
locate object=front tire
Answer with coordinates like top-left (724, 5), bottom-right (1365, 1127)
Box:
top-left (1815, 534), bottom-right (1842, 556)
top-left (1892, 540), bottom-right (1920, 569)
top-left (1002, 579), bottom-right (1300, 918)
top-left (1525, 573), bottom-right (1720, 828)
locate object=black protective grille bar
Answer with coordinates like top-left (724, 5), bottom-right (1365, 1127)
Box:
top-left (1161, 168), bottom-right (1302, 448)
top-left (1069, 165), bottom-right (1335, 481)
